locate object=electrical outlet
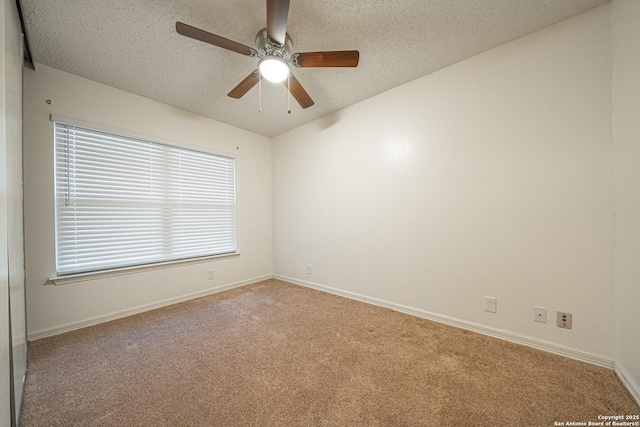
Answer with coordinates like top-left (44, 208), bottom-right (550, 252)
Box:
top-left (484, 296), bottom-right (497, 313)
top-left (557, 311), bottom-right (572, 329)
top-left (534, 306), bottom-right (547, 323)
top-left (306, 264), bottom-right (312, 275)
top-left (207, 269), bottom-right (215, 280)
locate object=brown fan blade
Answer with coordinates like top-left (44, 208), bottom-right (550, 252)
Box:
top-left (176, 22), bottom-right (257, 57)
top-left (228, 70), bottom-right (260, 99)
top-left (293, 50), bottom-right (360, 68)
top-left (267, 0), bottom-right (290, 46)
top-left (284, 73), bottom-right (314, 109)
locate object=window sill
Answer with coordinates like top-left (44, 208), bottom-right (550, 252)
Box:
top-left (49, 252), bottom-right (241, 286)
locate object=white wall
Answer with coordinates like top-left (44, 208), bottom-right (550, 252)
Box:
top-left (273, 7), bottom-right (615, 364)
top-left (23, 64), bottom-right (273, 339)
top-left (612, 0), bottom-right (640, 404)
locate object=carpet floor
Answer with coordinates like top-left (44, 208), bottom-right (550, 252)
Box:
top-left (21, 279), bottom-right (639, 426)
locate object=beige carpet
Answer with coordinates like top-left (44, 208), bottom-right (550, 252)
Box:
top-left (21, 279), bottom-right (639, 426)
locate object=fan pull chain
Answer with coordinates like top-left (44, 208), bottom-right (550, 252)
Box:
top-left (287, 73), bottom-right (291, 114)
top-left (258, 72), bottom-right (263, 113)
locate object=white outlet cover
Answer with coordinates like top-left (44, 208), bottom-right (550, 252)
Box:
top-left (484, 296), bottom-right (497, 313)
top-left (534, 306), bottom-right (547, 323)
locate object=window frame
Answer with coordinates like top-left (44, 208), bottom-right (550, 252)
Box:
top-left (50, 115), bottom-right (238, 281)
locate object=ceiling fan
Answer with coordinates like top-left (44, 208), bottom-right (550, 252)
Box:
top-left (176, 0), bottom-right (359, 109)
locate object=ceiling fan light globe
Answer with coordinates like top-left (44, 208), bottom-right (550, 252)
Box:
top-left (259, 57), bottom-right (289, 83)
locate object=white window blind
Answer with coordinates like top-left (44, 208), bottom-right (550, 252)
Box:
top-left (54, 121), bottom-right (236, 276)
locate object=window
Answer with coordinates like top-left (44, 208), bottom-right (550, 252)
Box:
top-left (54, 120), bottom-right (236, 276)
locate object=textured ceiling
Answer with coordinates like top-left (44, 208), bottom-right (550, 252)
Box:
top-left (21, 0), bottom-right (609, 137)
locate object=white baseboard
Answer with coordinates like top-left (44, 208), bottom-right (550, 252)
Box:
top-left (28, 274), bottom-right (272, 341)
top-left (274, 274), bottom-right (615, 369)
top-left (615, 361), bottom-right (640, 406)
